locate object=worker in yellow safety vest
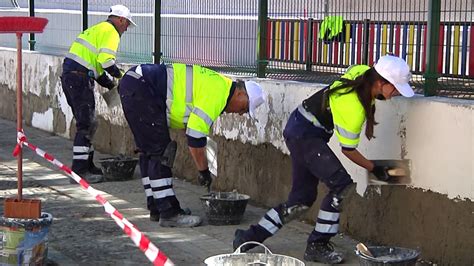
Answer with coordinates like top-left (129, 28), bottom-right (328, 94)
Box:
top-left (60, 5), bottom-right (135, 184)
top-left (233, 55), bottom-right (414, 264)
top-left (118, 63), bottom-right (266, 227)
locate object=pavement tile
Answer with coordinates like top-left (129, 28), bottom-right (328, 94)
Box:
top-left (0, 118), bottom-right (361, 265)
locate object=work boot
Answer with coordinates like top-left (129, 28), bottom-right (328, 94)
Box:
top-left (232, 229), bottom-right (258, 252)
top-left (304, 241), bottom-right (344, 264)
top-left (150, 208), bottom-right (191, 222)
top-left (70, 171), bottom-right (104, 184)
top-left (88, 151), bottom-right (103, 175)
top-left (150, 212), bottom-right (160, 222)
top-left (159, 214), bottom-right (202, 228)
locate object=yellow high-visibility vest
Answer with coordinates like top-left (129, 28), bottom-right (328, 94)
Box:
top-left (167, 64), bottom-right (233, 138)
top-left (66, 21), bottom-right (120, 78)
top-left (329, 64), bottom-right (371, 148)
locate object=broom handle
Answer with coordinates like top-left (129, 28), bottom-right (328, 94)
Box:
top-left (16, 32), bottom-right (23, 201)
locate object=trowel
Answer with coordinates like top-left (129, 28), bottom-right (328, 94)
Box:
top-left (367, 159), bottom-right (411, 185)
top-left (102, 87), bottom-right (121, 107)
top-left (356, 243), bottom-right (375, 258)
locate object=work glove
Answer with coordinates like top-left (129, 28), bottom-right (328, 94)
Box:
top-left (96, 73), bottom-right (116, 90)
top-left (371, 165), bottom-right (392, 181)
top-left (198, 168), bottom-right (212, 188)
top-left (107, 79), bottom-right (118, 91)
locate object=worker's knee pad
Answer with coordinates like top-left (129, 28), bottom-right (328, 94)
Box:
top-left (278, 203), bottom-right (310, 224)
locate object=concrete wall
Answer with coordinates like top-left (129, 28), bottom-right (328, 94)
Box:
top-left (0, 49), bottom-right (472, 265)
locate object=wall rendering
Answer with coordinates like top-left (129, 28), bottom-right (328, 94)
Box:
top-left (0, 49), bottom-right (472, 265)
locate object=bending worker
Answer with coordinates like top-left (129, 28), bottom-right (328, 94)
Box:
top-left (60, 5), bottom-right (135, 183)
top-left (119, 63), bottom-right (266, 227)
top-left (233, 55), bottom-right (414, 264)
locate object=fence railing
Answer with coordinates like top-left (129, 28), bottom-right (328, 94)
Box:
top-left (0, 0), bottom-right (472, 99)
top-left (266, 19), bottom-right (474, 78)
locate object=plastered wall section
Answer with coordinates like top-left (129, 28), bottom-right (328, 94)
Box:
top-left (215, 80), bottom-right (474, 201)
top-left (0, 49), bottom-right (472, 202)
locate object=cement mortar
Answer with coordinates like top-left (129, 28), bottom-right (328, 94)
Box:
top-left (93, 116), bottom-right (136, 156)
top-left (53, 107), bottom-right (67, 135)
top-left (0, 84), bottom-right (17, 121)
top-left (22, 91), bottom-right (52, 127)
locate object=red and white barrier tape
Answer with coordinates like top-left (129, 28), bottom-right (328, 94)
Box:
top-left (13, 131), bottom-right (174, 266)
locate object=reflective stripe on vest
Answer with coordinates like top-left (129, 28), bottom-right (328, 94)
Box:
top-left (65, 53), bottom-right (98, 78)
top-left (166, 64), bottom-right (193, 128)
top-left (166, 64), bottom-right (232, 137)
top-left (67, 21), bottom-right (120, 78)
top-left (297, 104), bottom-right (333, 134)
top-left (329, 64), bottom-right (370, 148)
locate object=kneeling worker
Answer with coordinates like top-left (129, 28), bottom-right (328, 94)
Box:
top-left (119, 63), bottom-right (266, 227)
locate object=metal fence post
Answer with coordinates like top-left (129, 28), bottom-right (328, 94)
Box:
top-left (256, 0), bottom-right (268, 78)
top-left (28, 0), bottom-right (35, 50)
top-left (362, 19), bottom-right (370, 65)
top-left (153, 0), bottom-right (161, 64)
top-left (424, 0), bottom-right (441, 96)
top-left (306, 18), bottom-right (313, 71)
top-left (82, 0), bottom-right (88, 31)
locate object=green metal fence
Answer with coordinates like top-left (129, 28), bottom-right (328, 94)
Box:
top-left (0, 0), bottom-right (472, 99)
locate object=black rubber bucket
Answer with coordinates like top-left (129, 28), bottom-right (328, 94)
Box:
top-left (356, 246), bottom-right (420, 266)
top-left (0, 212), bottom-right (53, 265)
top-left (98, 156), bottom-right (138, 181)
top-left (200, 191), bottom-right (250, 225)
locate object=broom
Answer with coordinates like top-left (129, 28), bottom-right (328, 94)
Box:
top-left (0, 17), bottom-right (48, 219)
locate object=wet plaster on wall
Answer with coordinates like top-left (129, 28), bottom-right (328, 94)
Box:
top-left (0, 84), bottom-right (16, 120)
top-left (93, 116), bottom-right (136, 156)
top-left (404, 96), bottom-right (473, 200)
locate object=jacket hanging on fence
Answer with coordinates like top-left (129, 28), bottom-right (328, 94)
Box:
top-left (319, 16), bottom-right (344, 42)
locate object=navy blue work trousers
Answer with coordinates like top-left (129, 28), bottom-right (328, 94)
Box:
top-left (119, 68), bottom-right (182, 218)
top-left (60, 71), bottom-right (97, 173)
top-left (240, 110), bottom-right (353, 245)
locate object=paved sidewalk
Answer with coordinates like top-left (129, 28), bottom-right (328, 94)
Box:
top-left (0, 118), bottom-right (360, 265)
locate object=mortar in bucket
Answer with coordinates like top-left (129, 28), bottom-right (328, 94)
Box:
top-left (200, 191), bottom-right (249, 225)
top-left (205, 241), bottom-right (305, 266)
top-left (356, 245), bottom-right (420, 266)
top-left (0, 212), bottom-right (53, 265)
top-left (98, 155), bottom-right (138, 181)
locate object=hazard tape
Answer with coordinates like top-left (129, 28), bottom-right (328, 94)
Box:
top-left (13, 131), bottom-right (174, 266)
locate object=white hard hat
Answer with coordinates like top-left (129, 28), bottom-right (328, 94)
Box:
top-left (109, 5), bottom-right (136, 27)
top-left (374, 55), bottom-right (414, 97)
top-left (244, 81), bottom-right (266, 118)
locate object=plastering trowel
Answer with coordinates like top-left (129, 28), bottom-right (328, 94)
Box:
top-left (356, 243), bottom-right (375, 258)
top-left (102, 87), bottom-right (121, 107)
top-left (367, 159), bottom-right (411, 185)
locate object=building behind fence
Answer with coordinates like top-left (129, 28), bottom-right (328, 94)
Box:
top-left (0, 0), bottom-right (472, 98)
